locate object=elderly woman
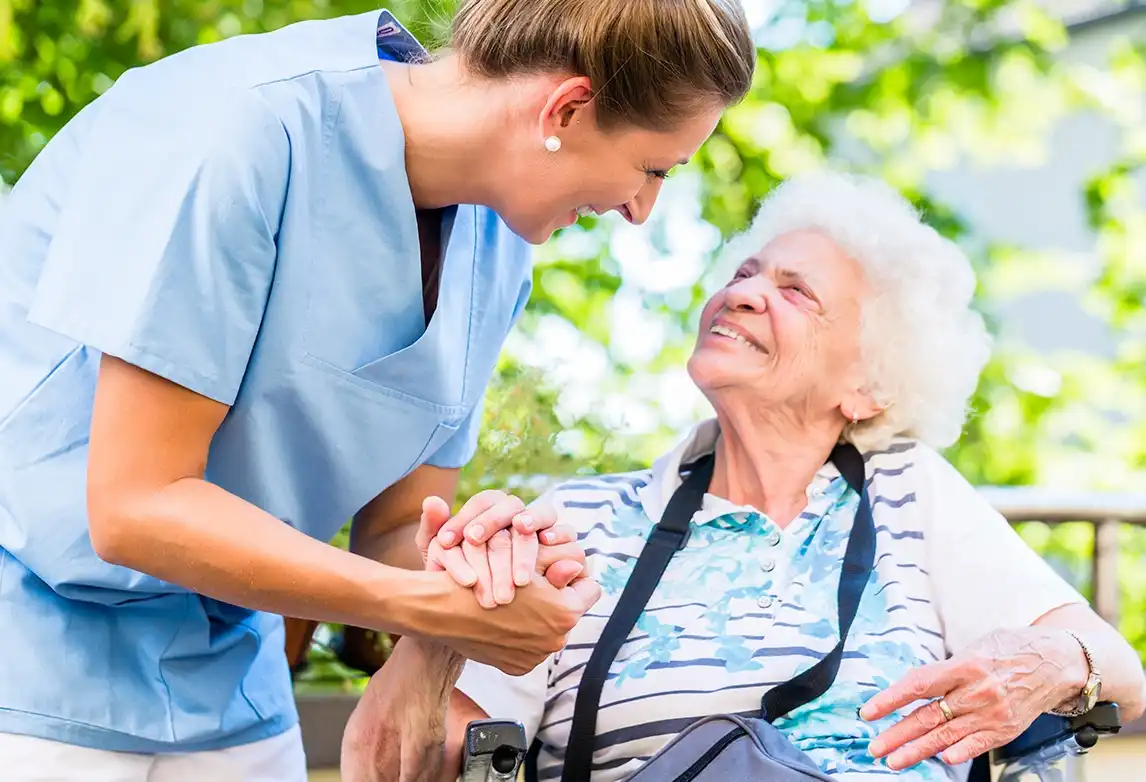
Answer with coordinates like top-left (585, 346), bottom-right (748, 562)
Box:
top-left (359, 171), bottom-right (1146, 782)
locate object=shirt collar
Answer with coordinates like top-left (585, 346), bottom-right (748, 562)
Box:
top-left (376, 10), bottom-right (430, 64)
top-left (636, 418), bottom-right (843, 526)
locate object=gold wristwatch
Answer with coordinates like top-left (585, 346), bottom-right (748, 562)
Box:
top-left (1049, 629), bottom-right (1102, 718)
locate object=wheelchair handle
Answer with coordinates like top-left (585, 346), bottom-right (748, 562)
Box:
top-left (461, 719), bottom-right (527, 782)
top-left (992, 702), bottom-right (1121, 764)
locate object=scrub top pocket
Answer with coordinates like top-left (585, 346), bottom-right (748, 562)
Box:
top-left (210, 356), bottom-right (465, 545)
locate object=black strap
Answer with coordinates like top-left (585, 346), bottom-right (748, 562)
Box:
top-left (555, 443), bottom-right (873, 782)
top-left (558, 455), bottom-right (716, 782)
top-left (761, 443), bottom-right (873, 721)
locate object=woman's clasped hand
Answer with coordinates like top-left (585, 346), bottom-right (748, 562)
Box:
top-left (417, 490), bottom-right (592, 609)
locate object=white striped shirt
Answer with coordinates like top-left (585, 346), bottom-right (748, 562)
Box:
top-left (457, 420), bottom-right (1084, 781)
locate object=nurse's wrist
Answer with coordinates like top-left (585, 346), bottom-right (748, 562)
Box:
top-left (372, 566), bottom-right (453, 638)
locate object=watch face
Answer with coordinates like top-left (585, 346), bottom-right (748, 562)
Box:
top-left (1084, 674), bottom-right (1101, 710)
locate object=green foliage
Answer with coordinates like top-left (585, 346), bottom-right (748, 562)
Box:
top-left (6, 0), bottom-right (1145, 669)
top-left (458, 359), bottom-right (647, 503)
top-left (0, 0), bottom-right (458, 183)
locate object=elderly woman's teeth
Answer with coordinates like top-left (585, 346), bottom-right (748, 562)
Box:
top-left (711, 324), bottom-right (761, 352)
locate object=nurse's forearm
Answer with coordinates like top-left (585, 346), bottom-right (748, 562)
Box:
top-left (91, 476), bottom-right (440, 635)
top-left (87, 357), bottom-right (591, 679)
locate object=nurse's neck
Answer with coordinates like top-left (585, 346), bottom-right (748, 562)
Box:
top-left (382, 56), bottom-right (526, 211)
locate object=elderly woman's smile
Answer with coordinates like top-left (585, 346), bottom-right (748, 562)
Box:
top-left (707, 320), bottom-right (766, 352)
top-left (689, 229), bottom-right (871, 438)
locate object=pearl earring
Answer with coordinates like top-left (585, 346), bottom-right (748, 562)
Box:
top-left (544, 135), bottom-right (562, 152)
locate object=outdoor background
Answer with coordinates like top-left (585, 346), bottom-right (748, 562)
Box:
top-left (3, 0), bottom-right (1145, 701)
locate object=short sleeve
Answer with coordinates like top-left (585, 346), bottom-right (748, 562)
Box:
top-left (27, 85), bottom-right (289, 405)
top-left (921, 448), bottom-right (1087, 656)
top-left (426, 399), bottom-right (486, 469)
top-left (455, 659), bottom-right (549, 743)
top-left (426, 277), bottom-right (531, 470)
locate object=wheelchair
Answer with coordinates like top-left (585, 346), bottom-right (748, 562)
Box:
top-left (459, 703), bottom-right (1123, 782)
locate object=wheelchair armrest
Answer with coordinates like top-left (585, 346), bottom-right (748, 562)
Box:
top-left (1067, 701), bottom-right (1122, 748)
top-left (991, 702), bottom-right (1122, 765)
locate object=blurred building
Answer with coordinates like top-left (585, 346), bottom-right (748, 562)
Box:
top-left (923, 2), bottom-right (1146, 356)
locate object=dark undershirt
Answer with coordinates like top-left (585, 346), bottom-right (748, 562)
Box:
top-left (416, 208), bottom-right (444, 327)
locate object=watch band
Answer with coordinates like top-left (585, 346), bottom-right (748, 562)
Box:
top-left (1049, 629), bottom-right (1100, 717)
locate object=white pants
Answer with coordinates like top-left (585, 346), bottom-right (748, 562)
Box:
top-left (0, 725), bottom-right (307, 782)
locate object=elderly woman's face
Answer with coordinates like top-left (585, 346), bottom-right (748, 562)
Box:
top-left (687, 230), bottom-right (869, 411)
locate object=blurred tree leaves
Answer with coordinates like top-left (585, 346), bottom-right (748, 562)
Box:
top-left (457, 358), bottom-right (648, 504)
top-left (0, 0), bottom-right (455, 182)
top-left (5, 0), bottom-right (1145, 665)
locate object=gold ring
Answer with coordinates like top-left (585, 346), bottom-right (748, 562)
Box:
top-left (937, 698), bottom-right (955, 722)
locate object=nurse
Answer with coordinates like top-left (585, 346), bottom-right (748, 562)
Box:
top-left (0, 1), bottom-right (755, 780)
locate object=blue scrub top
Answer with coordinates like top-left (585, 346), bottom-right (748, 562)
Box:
top-left (0, 9), bottom-right (532, 752)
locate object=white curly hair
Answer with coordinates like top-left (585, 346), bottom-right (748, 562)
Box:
top-left (714, 170), bottom-right (993, 452)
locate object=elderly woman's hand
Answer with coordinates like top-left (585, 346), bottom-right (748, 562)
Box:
top-left (860, 626), bottom-right (1090, 770)
top-left (417, 494), bottom-right (587, 608)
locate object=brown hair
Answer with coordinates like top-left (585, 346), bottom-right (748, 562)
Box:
top-left (450, 0), bottom-right (756, 132)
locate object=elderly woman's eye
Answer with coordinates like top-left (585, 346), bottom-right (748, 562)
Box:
top-left (645, 168), bottom-right (670, 180)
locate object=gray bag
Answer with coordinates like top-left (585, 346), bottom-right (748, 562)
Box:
top-left (626, 715), bottom-right (835, 781)
top-left (534, 444), bottom-right (875, 782)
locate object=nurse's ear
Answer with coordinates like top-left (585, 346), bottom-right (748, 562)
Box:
top-left (536, 75), bottom-right (596, 143)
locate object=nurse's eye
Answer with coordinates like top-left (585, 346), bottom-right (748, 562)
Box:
top-left (644, 167), bottom-right (671, 180)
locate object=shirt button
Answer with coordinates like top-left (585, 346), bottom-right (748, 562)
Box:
top-left (757, 595), bottom-right (774, 609)
top-left (760, 558), bottom-right (776, 573)
top-left (766, 531), bottom-right (781, 546)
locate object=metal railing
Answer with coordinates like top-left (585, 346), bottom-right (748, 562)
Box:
top-left (979, 486), bottom-right (1146, 627)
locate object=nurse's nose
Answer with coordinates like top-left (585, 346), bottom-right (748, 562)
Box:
top-left (620, 177), bottom-right (666, 226)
